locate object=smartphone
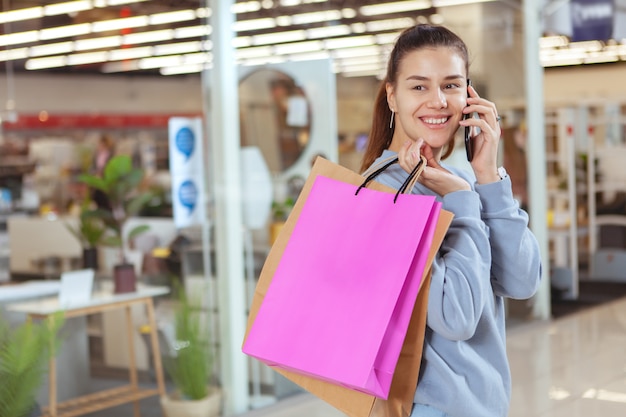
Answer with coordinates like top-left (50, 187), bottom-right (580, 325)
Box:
top-left (464, 79), bottom-right (473, 162)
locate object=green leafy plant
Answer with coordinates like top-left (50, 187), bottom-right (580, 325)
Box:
top-left (0, 313), bottom-right (64, 417)
top-left (271, 197), bottom-right (295, 222)
top-left (65, 198), bottom-right (107, 249)
top-left (78, 155), bottom-right (153, 264)
top-left (165, 285), bottom-right (213, 401)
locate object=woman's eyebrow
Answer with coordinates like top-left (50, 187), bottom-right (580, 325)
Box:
top-left (405, 74), bottom-right (465, 81)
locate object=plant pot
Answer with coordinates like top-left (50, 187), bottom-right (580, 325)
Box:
top-left (269, 221), bottom-right (285, 245)
top-left (160, 388), bottom-right (222, 417)
top-left (82, 247), bottom-right (99, 271)
top-left (113, 263), bottom-right (136, 294)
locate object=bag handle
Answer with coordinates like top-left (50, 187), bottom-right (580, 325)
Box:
top-left (355, 155), bottom-right (427, 203)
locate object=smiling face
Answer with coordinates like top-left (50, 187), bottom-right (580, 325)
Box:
top-left (386, 46), bottom-right (468, 157)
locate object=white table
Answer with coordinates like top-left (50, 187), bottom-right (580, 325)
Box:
top-left (6, 285), bottom-right (170, 417)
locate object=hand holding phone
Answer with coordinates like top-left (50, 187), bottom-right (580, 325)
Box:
top-left (464, 79), bottom-right (473, 162)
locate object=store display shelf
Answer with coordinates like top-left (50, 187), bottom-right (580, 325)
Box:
top-left (39, 385), bottom-right (160, 417)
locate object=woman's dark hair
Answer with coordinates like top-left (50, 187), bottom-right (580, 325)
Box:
top-left (360, 24), bottom-right (470, 172)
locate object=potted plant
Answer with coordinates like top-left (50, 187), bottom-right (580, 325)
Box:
top-left (0, 312), bottom-right (64, 417)
top-left (77, 154), bottom-right (153, 293)
top-left (269, 197), bottom-right (294, 244)
top-left (161, 285), bottom-right (222, 417)
top-left (65, 197), bottom-right (107, 271)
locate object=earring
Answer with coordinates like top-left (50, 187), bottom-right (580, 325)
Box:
top-left (389, 110), bottom-right (394, 129)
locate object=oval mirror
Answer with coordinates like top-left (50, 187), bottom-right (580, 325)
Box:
top-left (239, 69), bottom-right (312, 174)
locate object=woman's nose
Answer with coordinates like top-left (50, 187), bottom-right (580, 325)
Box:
top-left (427, 89), bottom-right (447, 109)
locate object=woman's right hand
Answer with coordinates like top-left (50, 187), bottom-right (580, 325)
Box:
top-left (399, 140), bottom-right (470, 196)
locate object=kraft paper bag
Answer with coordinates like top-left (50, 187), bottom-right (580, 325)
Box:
top-left (244, 157), bottom-right (453, 416)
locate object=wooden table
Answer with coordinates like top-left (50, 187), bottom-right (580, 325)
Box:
top-left (6, 285), bottom-right (169, 417)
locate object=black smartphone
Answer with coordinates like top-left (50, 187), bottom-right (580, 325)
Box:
top-left (464, 79), bottom-right (473, 162)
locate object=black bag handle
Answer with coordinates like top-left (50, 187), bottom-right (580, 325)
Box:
top-left (355, 155), bottom-right (426, 203)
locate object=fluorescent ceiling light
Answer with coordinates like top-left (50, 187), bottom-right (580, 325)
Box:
top-left (287, 51), bottom-right (331, 62)
top-left (306, 25), bottom-right (351, 39)
top-left (124, 29), bottom-right (175, 45)
top-left (44, 1), bottom-right (91, 16)
top-left (175, 26), bottom-right (212, 39)
top-left (253, 30), bottom-right (306, 46)
top-left (154, 41), bottom-right (203, 56)
top-left (325, 35), bottom-right (376, 50)
top-left (341, 68), bottom-right (385, 78)
top-left (376, 32), bottom-right (402, 45)
top-left (332, 45), bottom-right (381, 58)
top-left (161, 63), bottom-right (208, 76)
top-left (149, 10), bottom-right (197, 26)
top-left (39, 23), bottom-right (91, 40)
top-left (539, 36), bottom-right (569, 49)
top-left (0, 7), bottom-right (42, 24)
top-left (241, 56), bottom-right (287, 66)
top-left (75, 36), bottom-right (122, 51)
top-left (232, 2), bottom-right (262, 14)
top-left (0, 31), bottom-right (38, 48)
top-left (290, 10), bottom-right (342, 25)
top-left (342, 8), bottom-right (357, 19)
top-left (233, 37), bottom-right (253, 48)
top-left (139, 55), bottom-right (183, 70)
top-left (235, 18), bottom-right (276, 32)
top-left (0, 48), bottom-right (28, 62)
top-left (336, 55), bottom-right (383, 66)
top-left (67, 51), bottom-right (109, 65)
top-left (433, 0), bottom-right (495, 6)
top-left (26, 56), bottom-right (68, 70)
top-left (360, 1), bottom-right (430, 16)
top-left (183, 52), bottom-right (211, 65)
top-left (236, 46), bottom-right (273, 59)
top-left (365, 17), bottom-right (415, 32)
top-left (92, 15), bottom-right (149, 32)
top-left (30, 42), bottom-right (74, 57)
top-left (274, 40), bottom-right (323, 55)
top-left (109, 46), bottom-right (153, 61)
top-left (104, 0), bottom-right (149, 5)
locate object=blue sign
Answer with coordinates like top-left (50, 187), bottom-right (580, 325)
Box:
top-left (175, 126), bottom-right (195, 161)
top-left (178, 179), bottom-right (198, 214)
top-left (571, 0), bottom-right (614, 42)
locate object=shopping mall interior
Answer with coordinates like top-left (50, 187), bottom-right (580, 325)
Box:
top-left (1, 0), bottom-right (626, 416)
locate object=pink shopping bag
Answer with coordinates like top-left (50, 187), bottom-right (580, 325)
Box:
top-left (243, 172), bottom-right (440, 399)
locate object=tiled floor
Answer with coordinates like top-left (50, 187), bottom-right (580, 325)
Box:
top-left (83, 295), bottom-right (626, 416)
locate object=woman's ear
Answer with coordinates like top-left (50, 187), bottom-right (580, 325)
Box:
top-left (385, 82), bottom-right (396, 111)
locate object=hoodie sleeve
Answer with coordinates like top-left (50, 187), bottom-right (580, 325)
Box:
top-left (474, 175), bottom-right (542, 299)
top-left (426, 190), bottom-right (493, 341)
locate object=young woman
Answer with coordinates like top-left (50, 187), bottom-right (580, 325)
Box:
top-left (361, 24), bottom-right (542, 417)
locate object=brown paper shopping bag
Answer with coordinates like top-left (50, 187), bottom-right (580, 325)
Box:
top-left (243, 157), bottom-right (453, 417)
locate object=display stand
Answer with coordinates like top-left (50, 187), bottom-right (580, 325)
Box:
top-left (6, 286), bottom-right (169, 417)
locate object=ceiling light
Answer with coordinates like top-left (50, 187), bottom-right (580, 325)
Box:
top-left (376, 32), bottom-right (402, 45)
top-left (342, 8), bottom-right (357, 19)
top-left (109, 46), bottom-right (153, 61)
top-left (139, 55), bottom-right (184, 70)
top-left (67, 51), bottom-right (109, 66)
top-left (44, 1), bottom-right (91, 16)
top-left (241, 56), bottom-right (287, 66)
top-left (232, 2), bottom-right (262, 14)
top-left (325, 35), bottom-right (376, 50)
top-left (332, 45), bottom-right (381, 58)
top-left (236, 46), bottom-right (273, 59)
top-left (0, 31), bottom-right (39, 48)
top-left (123, 29), bottom-right (175, 45)
top-left (161, 63), bottom-right (208, 76)
top-left (252, 30), bottom-right (306, 46)
top-left (104, 0), bottom-right (149, 5)
top-left (0, 48), bottom-right (29, 62)
top-left (154, 41), bottom-right (204, 56)
top-left (234, 18), bottom-right (276, 32)
top-left (306, 25), bottom-right (351, 39)
top-left (0, 7), bottom-right (43, 24)
top-left (276, 16), bottom-right (292, 26)
top-left (233, 37), bottom-right (253, 48)
top-left (433, 0), bottom-right (495, 6)
top-left (196, 7), bottom-right (211, 19)
top-left (92, 15), bottom-right (149, 33)
top-left (274, 40), bottom-right (323, 55)
top-left (291, 10), bottom-right (342, 25)
top-left (39, 23), bottom-right (91, 40)
top-left (149, 10), bottom-right (196, 26)
top-left (75, 36), bottom-right (122, 51)
top-left (365, 17), bottom-right (414, 32)
top-left (287, 51), bottom-right (331, 62)
top-left (26, 56), bottom-right (68, 70)
top-left (175, 26), bottom-right (212, 39)
top-left (29, 42), bottom-right (74, 57)
top-left (360, 1), bottom-right (430, 16)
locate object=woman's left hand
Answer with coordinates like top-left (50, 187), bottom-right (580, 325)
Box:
top-left (459, 85), bottom-right (502, 184)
